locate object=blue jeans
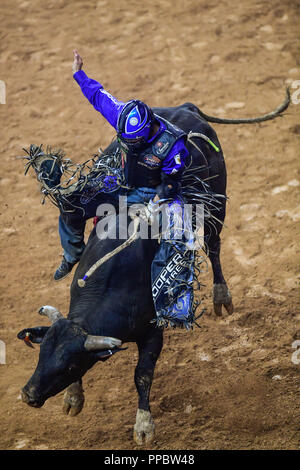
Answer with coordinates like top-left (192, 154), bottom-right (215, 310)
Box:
top-left (59, 186), bottom-right (157, 263)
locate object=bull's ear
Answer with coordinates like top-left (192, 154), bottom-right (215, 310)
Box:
top-left (17, 327), bottom-right (49, 344)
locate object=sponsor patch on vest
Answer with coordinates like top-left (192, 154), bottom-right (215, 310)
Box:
top-left (174, 153), bottom-right (181, 165)
top-left (143, 154), bottom-right (161, 167)
top-left (155, 140), bottom-right (170, 154)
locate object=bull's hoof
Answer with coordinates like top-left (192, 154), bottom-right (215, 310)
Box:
top-left (62, 382), bottom-right (85, 417)
top-left (213, 283), bottom-right (234, 316)
top-left (133, 409), bottom-right (155, 445)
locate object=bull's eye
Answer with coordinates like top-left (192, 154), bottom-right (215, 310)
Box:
top-left (67, 364), bottom-right (78, 375)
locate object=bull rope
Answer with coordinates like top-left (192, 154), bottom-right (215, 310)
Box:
top-left (77, 216), bottom-right (140, 287)
top-left (187, 132), bottom-right (220, 153)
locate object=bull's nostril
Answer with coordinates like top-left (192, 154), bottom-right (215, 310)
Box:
top-left (21, 389), bottom-right (30, 404)
top-left (21, 388), bottom-right (43, 408)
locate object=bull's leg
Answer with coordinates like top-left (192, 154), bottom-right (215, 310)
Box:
top-left (62, 380), bottom-right (85, 416)
top-left (133, 328), bottom-right (163, 445)
top-left (208, 235), bottom-right (234, 316)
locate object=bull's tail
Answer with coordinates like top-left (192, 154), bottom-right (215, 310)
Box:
top-left (195, 86), bottom-right (291, 125)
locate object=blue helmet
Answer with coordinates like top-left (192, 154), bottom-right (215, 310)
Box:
top-left (117, 100), bottom-right (154, 149)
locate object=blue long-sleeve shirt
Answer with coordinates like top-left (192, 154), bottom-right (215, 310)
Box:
top-left (73, 70), bottom-right (188, 176)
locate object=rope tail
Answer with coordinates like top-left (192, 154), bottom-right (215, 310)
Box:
top-left (78, 217), bottom-right (140, 287)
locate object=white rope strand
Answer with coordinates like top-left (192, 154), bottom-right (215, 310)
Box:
top-left (78, 216), bottom-right (140, 288)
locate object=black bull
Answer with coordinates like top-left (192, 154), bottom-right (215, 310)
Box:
top-left (17, 103), bottom-right (233, 445)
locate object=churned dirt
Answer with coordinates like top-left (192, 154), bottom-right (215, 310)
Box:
top-left (0, 0), bottom-right (299, 451)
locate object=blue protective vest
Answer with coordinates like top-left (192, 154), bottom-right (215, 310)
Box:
top-left (121, 115), bottom-right (186, 189)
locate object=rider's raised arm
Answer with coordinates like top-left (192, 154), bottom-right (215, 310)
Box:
top-left (73, 70), bottom-right (125, 129)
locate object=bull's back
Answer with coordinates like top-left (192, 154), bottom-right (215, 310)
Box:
top-left (68, 224), bottom-right (158, 341)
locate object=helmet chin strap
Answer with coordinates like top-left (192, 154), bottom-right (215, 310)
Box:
top-left (150, 119), bottom-right (160, 138)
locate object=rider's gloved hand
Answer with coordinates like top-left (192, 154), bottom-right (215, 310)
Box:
top-left (72, 49), bottom-right (83, 74)
top-left (137, 199), bottom-right (159, 225)
top-left (156, 174), bottom-right (181, 200)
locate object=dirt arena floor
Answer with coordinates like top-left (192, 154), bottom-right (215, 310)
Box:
top-left (0, 0), bottom-right (299, 451)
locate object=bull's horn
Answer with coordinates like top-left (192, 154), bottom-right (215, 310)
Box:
top-left (38, 305), bottom-right (63, 323)
top-left (84, 335), bottom-right (122, 351)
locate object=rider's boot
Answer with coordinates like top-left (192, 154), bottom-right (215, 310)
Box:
top-left (54, 256), bottom-right (78, 281)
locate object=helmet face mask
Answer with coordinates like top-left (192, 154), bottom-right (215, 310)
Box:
top-left (117, 100), bottom-right (154, 151)
top-left (118, 134), bottom-right (148, 152)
